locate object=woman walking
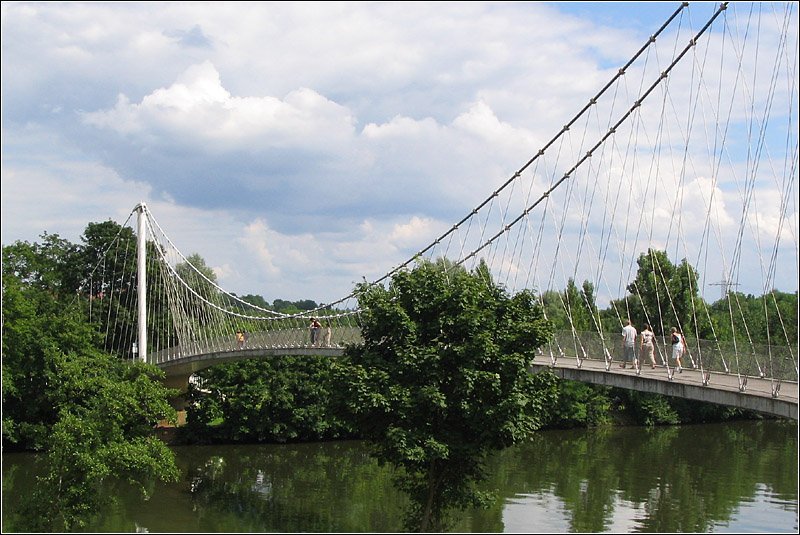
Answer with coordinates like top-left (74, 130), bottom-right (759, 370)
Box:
top-left (670, 326), bottom-right (685, 373)
top-left (640, 323), bottom-right (657, 368)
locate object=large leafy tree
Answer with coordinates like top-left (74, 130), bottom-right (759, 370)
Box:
top-left (2, 235), bottom-right (180, 531)
top-left (334, 258), bottom-right (558, 531)
top-left (667, 257), bottom-right (704, 336)
top-left (18, 354), bottom-right (180, 531)
top-left (78, 221), bottom-right (141, 357)
top-left (2, 233), bottom-right (83, 292)
top-left (620, 249), bottom-right (675, 334)
top-left (610, 249), bottom-right (703, 336)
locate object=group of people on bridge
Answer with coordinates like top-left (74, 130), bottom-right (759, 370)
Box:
top-left (231, 319), bottom-right (334, 350)
top-left (620, 319), bottom-right (688, 372)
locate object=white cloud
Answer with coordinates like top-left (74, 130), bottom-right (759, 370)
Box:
top-left (82, 61), bottom-right (356, 151)
top-left (1, 1), bottom-right (796, 307)
top-left (389, 216), bottom-right (446, 250)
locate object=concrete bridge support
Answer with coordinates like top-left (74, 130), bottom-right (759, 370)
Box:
top-left (161, 373), bottom-right (191, 426)
top-left (531, 360), bottom-right (798, 420)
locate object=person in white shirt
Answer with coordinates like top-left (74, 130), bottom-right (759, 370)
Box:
top-left (670, 326), bottom-right (686, 372)
top-left (621, 318), bottom-right (638, 369)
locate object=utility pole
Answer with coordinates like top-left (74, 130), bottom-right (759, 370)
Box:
top-left (709, 276), bottom-right (739, 301)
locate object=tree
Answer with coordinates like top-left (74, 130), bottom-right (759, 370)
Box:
top-left (175, 252), bottom-right (219, 306)
top-left (2, 238), bottom-right (105, 448)
top-left (622, 249), bottom-right (675, 334)
top-left (667, 258), bottom-right (703, 336)
top-left (334, 258), bottom-right (558, 531)
top-left (2, 238), bottom-right (180, 530)
top-left (540, 289), bottom-right (569, 331)
top-left (581, 280), bottom-right (600, 330)
top-left (706, 290), bottom-right (798, 346)
top-left (240, 293), bottom-right (272, 309)
top-left (20, 355), bottom-right (180, 531)
top-left (272, 298), bottom-right (319, 313)
top-left (2, 232), bottom-right (83, 292)
top-left (563, 278), bottom-right (598, 332)
top-left (612, 249), bottom-right (703, 337)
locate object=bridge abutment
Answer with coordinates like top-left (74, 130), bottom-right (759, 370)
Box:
top-left (161, 373), bottom-right (191, 426)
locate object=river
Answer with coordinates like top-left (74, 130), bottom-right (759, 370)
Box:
top-left (2, 419), bottom-right (797, 532)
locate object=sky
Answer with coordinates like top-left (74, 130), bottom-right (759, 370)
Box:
top-left (2, 1), bottom-right (797, 307)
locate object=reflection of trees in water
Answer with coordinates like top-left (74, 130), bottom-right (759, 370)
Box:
top-left (479, 420), bottom-right (797, 533)
top-left (179, 422), bottom-right (797, 533)
top-left (3, 421), bottom-right (796, 532)
top-left (181, 422), bottom-right (796, 532)
top-left (182, 441), bottom-right (408, 532)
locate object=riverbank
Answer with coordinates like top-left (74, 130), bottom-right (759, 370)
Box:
top-left (154, 410), bottom-right (187, 445)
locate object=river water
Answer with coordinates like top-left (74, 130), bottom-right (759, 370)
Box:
top-left (2, 420), bottom-right (797, 532)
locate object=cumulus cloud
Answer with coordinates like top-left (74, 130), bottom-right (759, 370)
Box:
top-left (82, 61), bottom-right (357, 150)
top-left (2, 1), bottom-right (796, 305)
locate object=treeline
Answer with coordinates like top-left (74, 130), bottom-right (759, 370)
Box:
top-left (540, 248), bottom-right (797, 346)
top-left (238, 295), bottom-right (319, 314)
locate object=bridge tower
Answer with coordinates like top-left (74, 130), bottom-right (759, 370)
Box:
top-left (136, 202), bottom-right (147, 363)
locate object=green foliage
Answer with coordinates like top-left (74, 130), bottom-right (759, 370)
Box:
top-left (666, 396), bottom-right (758, 424)
top-left (4, 218), bottom-right (792, 530)
top-left (22, 407), bottom-right (179, 531)
top-left (546, 381), bottom-right (614, 428)
top-left (540, 278), bottom-right (599, 332)
top-left (622, 249), bottom-right (676, 334)
top-left (2, 270), bottom-right (105, 448)
top-left (4, 322), bottom-right (180, 530)
top-left (334, 258), bottom-right (558, 531)
top-left (623, 390), bottom-right (681, 426)
top-left (603, 249), bottom-right (796, 350)
top-left (239, 293), bottom-right (272, 309)
top-left (272, 298), bottom-right (319, 313)
top-left (184, 356), bottom-right (352, 444)
top-left (2, 235), bottom-right (181, 532)
top-left (707, 290), bottom-right (798, 345)
top-left (2, 233), bottom-right (84, 293)
top-left (609, 249), bottom-right (703, 339)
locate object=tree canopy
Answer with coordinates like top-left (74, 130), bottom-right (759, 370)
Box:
top-left (2, 230), bottom-right (180, 531)
top-left (333, 258), bottom-right (558, 531)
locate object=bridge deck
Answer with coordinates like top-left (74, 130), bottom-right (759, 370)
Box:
top-left (531, 356), bottom-right (798, 420)
top-left (154, 340), bottom-right (798, 420)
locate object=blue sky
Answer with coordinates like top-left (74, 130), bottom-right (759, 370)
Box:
top-left (2, 1), bottom-right (796, 306)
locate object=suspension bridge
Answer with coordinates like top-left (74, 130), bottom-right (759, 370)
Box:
top-left (84, 2), bottom-right (798, 419)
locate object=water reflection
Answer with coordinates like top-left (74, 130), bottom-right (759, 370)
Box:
top-left (473, 420), bottom-right (798, 533)
top-left (178, 441), bottom-right (408, 532)
top-left (2, 420), bottom-right (797, 532)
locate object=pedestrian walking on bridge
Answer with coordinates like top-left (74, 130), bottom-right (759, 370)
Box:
top-left (621, 318), bottom-right (638, 369)
top-left (640, 323), bottom-right (656, 368)
top-left (670, 326), bottom-right (686, 373)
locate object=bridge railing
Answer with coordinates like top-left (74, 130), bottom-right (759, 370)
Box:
top-left (149, 326), bottom-right (363, 365)
top-left (545, 331), bottom-right (798, 382)
top-left (149, 327), bottom-right (797, 383)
